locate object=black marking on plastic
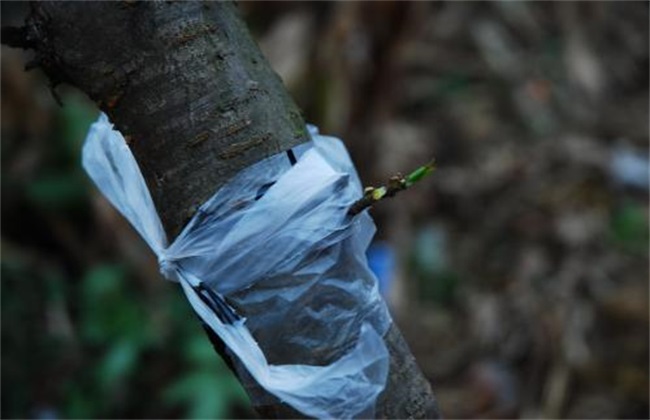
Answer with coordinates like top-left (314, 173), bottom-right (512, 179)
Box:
top-left (194, 282), bottom-right (241, 324)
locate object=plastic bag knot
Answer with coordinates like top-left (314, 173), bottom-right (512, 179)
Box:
top-left (158, 254), bottom-right (179, 282)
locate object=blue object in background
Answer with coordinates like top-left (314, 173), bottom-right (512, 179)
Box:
top-left (609, 147), bottom-right (650, 191)
top-left (367, 241), bottom-right (396, 298)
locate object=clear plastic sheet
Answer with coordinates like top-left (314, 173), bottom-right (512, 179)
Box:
top-left (82, 114), bottom-right (391, 418)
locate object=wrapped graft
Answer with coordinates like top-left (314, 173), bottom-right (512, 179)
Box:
top-left (82, 115), bottom-right (391, 418)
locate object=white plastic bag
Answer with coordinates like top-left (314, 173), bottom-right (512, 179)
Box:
top-left (82, 114), bottom-right (391, 418)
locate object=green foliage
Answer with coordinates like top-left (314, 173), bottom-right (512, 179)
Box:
top-left (22, 91), bottom-right (98, 213)
top-left (420, 270), bottom-right (460, 306)
top-left (80, 264), bottom-right (148, 345)
top-left (162, 298), bottom-right (251, 419)
top-left (2, 253), bottom-right (250, 419)
top-left (96, 338), bottom-right (140, 392)
top-left (26, 172), bottom-right (87, 211)
top-left (57, 91), bottom-right (100, 163)
top-left (433, 73), bottom-right (471, 99)
top-left (610, 200), bottom-right (649, 255)
top-left (164, 334), bottom-right (249, 419)
top-left (405, 161), bottom-right (436, 187)
top-left (64, 384), bottom-right (95, 419)
top-left (410, 225), bottom-right (459, 306)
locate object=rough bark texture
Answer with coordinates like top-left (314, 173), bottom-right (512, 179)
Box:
top-left (5, 2), bottom-right (439, 418)
top-left (22, 1), bottom-right (308, 239)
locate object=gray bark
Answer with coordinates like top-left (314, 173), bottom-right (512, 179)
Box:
top-left (21, 0), bottom-right (307, 239)
top-left (4, 2), bottom-right (439, 418)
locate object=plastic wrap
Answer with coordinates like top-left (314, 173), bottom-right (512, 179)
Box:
top-left (82, 114), bottom-right (391, 418)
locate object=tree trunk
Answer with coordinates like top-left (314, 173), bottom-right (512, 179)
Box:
top-left (4, 2), bottom-right (439, 418)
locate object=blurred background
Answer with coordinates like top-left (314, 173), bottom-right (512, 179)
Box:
top-left (2, 2), bottom-right (648, 418)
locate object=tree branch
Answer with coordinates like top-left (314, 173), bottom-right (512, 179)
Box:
top-left (4, 2), bottom-right (440, 418)
top-left (349, 159), bottom-right (436, 216)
